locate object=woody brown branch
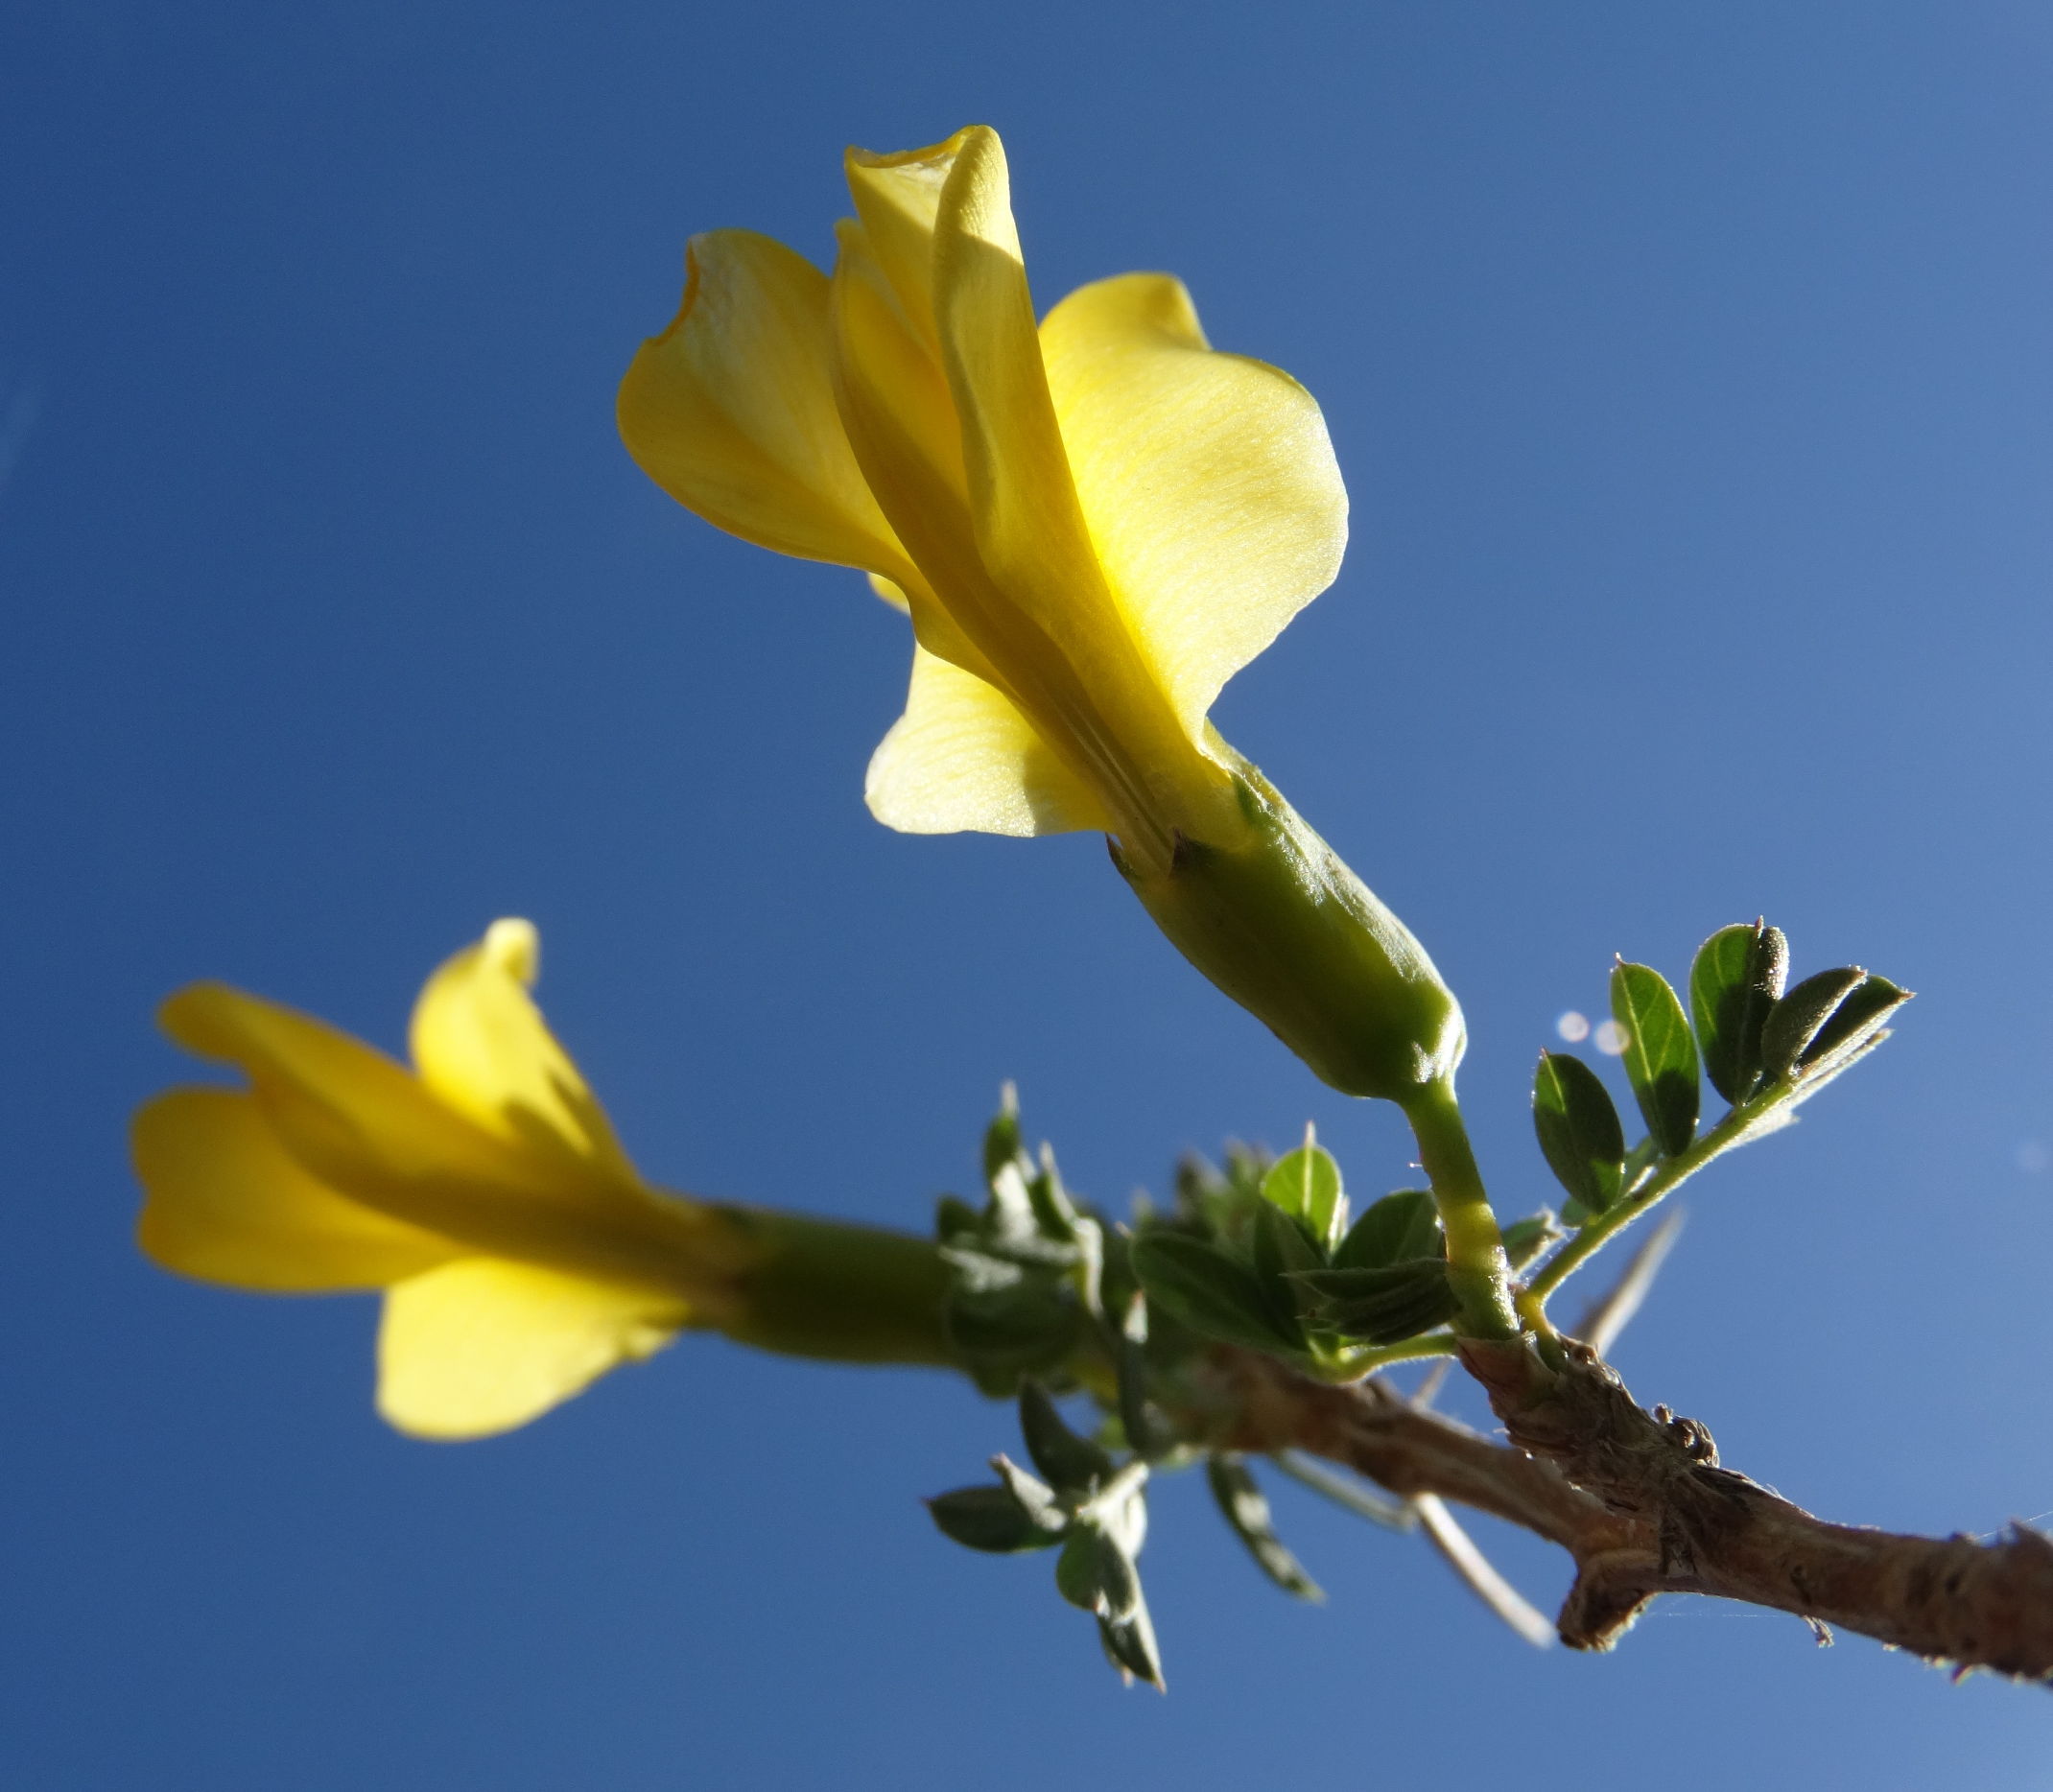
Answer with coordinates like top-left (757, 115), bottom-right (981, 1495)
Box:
top-left (1206, 1343), bottom-right (2053, 1684)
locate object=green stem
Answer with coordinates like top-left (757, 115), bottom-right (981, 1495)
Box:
top-left (1326, 1332), bottom-right (1459, 1379)
top-left (1401, 1076), bottom-right (1519, 1339)
top-left (1525, 1084), bottom-right (1798, 1308)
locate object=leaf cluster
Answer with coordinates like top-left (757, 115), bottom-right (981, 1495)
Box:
top-left (1530, 921), bottom-right (1909, 1277)
top-left (933, 1086), bottom-right (1124, 1397)
top-left (1130, 1132), bottom-right (1556, 1367)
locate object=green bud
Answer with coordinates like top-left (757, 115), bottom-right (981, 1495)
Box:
top-left (1112, 766), bottom-right (1464, 1103)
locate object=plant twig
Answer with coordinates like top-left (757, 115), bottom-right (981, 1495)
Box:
top-left (1208, 1345), bottom-right (2053, 1684)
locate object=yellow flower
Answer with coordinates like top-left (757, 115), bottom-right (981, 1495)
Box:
top-left (617, 124), bottom-right (1347, 878)
top-left (617, 126), bottom-right (1466, 1107)
top-left (131, 920), bottom-right (754, 1440)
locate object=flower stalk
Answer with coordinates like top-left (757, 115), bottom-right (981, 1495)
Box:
top-left (1398, 1076), bottom-right (1519, 1340)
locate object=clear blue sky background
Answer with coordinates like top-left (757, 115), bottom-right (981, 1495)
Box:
top-left (5, 2), bottom-right (2051, 1784)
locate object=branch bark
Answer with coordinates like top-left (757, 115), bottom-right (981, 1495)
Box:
top-left (1206, 1341), bottom-right (2053, 1685)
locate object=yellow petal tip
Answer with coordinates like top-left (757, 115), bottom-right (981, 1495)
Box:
top-left (480, 918), bottom-right (539, 986)
top-left (844, 126), bottom-right (985, 176)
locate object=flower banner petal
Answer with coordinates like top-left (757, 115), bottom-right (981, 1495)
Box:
top-left (376, 1258), bottom-right (688, 1439)
top-left (618, 229), bottom-right (912, 576)
top-left (865, 645), bottom-right (1109, 837)
top-left (1041, 272), bottom-right (1348, 733)
top-left (133, 1089), bottom-right (457, 1290)
top-left (930, 130), bottom-right (1205, 847)
top-left (408, 919), bottom-right (638, 1186)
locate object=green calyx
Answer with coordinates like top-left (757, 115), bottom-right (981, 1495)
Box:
top-left (1113, 765), bottom-right (1464, 1105)
top-left (708, 1204), bottom-right (960, 1369)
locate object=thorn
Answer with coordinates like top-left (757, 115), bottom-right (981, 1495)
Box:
top-left (1577, 1206), bottom-right (1688, 1356)
top-left (1414, 1494), bottom-right (1555, 1649)
top-left (1269, 1450), bottom-right (1415, 1531)
top-left (1411, 1359), bottom-right (1452, 1411)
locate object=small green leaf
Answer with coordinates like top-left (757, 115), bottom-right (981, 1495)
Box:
top-left (1290, 1261), bottom-right (1461, 1345)
top-left (1172, 1152), bottom-right (1221, 1212)
top-left (1055, 1527), bottom-right (1103, 1611)
top-left (1115, 1295), bottom-right (1169, 1460)
top-left (1690, 922), bottom-right (1788, 1104)
top-left (982, 1083), bottom-right (1024, 1191)
top-left (1500, 1210), bottom-right (1565, 1268)
top-left (1261, 1127), bottom-right (1348, 1254)
top-left (1248, 1201), bottom-right (1321, 1343)
top-left (1206, 1454), bottom-right (1323, 1601)
top-left (926, 1484), bottom-right (1066, 1553)
top-left (1025, 1144), bottom-right (1080, 1242)
top-left (991, 1452), bottom-right (1059, 1514)
top-left (1092, 1529), bottom-right (1143, 1621)
top-left (1610, 960), bottom-right (1700, 1156)
top-left (1532, 1051), bottom-right (1626, 1215)
top-left (1097, 1594), bottom-right (1166, 1688)
top-left (1796, 973), bottom-right (1911, 1079)
top-left (987, 1160), bottom-right (1037, 1242)
top-left (1222, 1144), bottom-right (1271, 1206)
top-left (1018, 1380), bottom-right (1115, 1494)
top-left (1129, 1233), bottom-right (1305, 1356)
top-left (934, 1194), bottom-right (981, 1243)
top-left (1333, 1189), bottom-right (1441, 1271)
top-left (1759, 966), bottom-right (1871, 1083)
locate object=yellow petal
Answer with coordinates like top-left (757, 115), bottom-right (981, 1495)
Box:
top-left (132, 1088), bottom-right (457, 1290)
top-left (161, 967), bottom-right (745, 1296)
top-left (865, 645), bottom-right (1110, 837)
top-left (827, 217), bottom-right (1002, 684)
top-left (408, 919), bottom-right (637, 1186)
top-left (159, 979), bottom-right (540, 1200)
top-left (376, 1258), bottom-right (686, 1439)
top-left (844, 130), bottom-right (976, 350)
top-left (1041, 273), bottom-right (1348, 733)
top-left (928, 130), bottom-right (1211, 851)
top-left (618, 228), bottom-right (913, 577)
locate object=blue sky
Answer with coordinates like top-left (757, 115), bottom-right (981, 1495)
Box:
top-left (5, 2), bottom-right (2052, 1784)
